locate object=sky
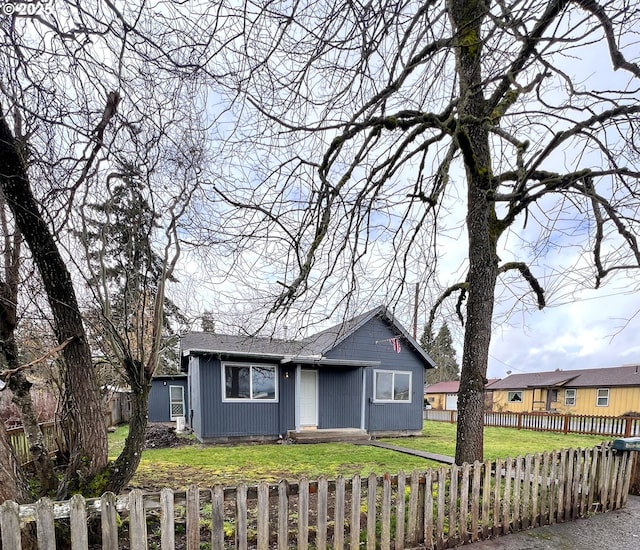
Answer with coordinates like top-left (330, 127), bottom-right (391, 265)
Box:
top-left (485, 286), bottom-right (640, 378)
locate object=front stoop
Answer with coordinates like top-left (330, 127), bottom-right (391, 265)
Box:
top-left (287, 428), bottom-right (370, 443)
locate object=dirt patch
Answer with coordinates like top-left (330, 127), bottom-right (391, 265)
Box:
top-left (144, 424), bottom-right (193, 450)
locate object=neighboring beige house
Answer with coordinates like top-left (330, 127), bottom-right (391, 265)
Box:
top-left (425, 380), bottom-right (498, 411)
top-left (487, 365), bottom-right (640, 416)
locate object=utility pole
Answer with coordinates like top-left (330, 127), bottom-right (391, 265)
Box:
top-left (413, 282), bottom-right (419, 339)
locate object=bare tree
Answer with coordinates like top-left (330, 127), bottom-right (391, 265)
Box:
top-left (0, 2), bottom-right (232, 502)
top-left (212, 0), bottom-right (640, 464)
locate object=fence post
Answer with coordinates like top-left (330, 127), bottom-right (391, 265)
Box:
top-left (366, 473), bottom-right (378, 550)
top-left (101, 492), bottom-right (119, 550)
top-left (624, 417), bottom-right (632, 438)
top-left (161, 488), bottom-right (176, 550)
top-left (563, 415), bottom-right (570, 435)
top-left (257, 481), bottom-right (270, 550)
top-left (0, 500), bottom-right (21, 550)
top-left (517, 412), bottom-right (522, 430)
top-left (129, 489), bottom-right (147, 550)
top-left (350, 475), bottom-right (361, 550)
top-left (212, 486), bottom-right (225, 550)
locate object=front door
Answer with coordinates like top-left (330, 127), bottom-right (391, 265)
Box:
top-left (169, 385), bottom-right (185, 419)
top-left (300, 370), bottom-right (318, 428)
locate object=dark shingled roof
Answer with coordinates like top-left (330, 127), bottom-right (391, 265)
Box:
top-left (181, 305), bottom-right (435, 367)
top-left (487, 365), bottom-right (640, 389)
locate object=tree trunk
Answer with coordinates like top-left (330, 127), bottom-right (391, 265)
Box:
top-left (0, 108), bottom-right (108, 497)
top-left (449, 0), bottom-right (499, 465)
top-left (8, 372), bottom-right (59, 495)
top-left (104, 380), bottom-right (150, 494)
top-left (0, 421), bottom-right (29, 503)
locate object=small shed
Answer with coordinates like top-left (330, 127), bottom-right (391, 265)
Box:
top-left (148, 374), bottom-right (189, 423)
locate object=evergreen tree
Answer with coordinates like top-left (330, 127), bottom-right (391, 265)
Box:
top-left (201, 310), bottom-right (216, 333)
top-left (81, 171), bottom-right (185, 376)
top-left (422, 323), bottom-right (460, 385)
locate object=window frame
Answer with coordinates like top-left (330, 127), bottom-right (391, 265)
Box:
top-left (507, 390), bottom-right (523, 403)
top-left (373, 369), bottom-right (412, 403)
top-left (596, 387), bottom-right (609, 407)
top-left (222, 362), bottom-right (279, 402)
top-left (565, 388), bottom-right (576, 407)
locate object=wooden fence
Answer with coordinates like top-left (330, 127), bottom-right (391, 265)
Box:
top-left (424, 409), bottom-right (640, 437)
top-left (6, 422), bottom-right (65, 467)
top-left (0, 444), bottom-right (635, 549)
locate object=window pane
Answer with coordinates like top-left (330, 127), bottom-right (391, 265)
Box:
top-left (508, 391), bottom-right (522, 402)
top-left (375, 372), bottom-right (393, 400)
top-left (252, 366), bottom-right (276, 399)
top-left (225, 365), bottom-right (250, 399)
top-left (170, 386), bottom-right (183, 401)
top-left (394, 373), bottom-right (411, 401)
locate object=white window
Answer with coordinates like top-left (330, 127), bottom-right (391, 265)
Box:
top-left (374, 370), bottom-right (412, 402)
top-left (565, 389), bottom-right (576, 406)
top-left (596, 388), bottom-right (609, 407)
top-left (507, 391), bottom-right (523, 403)
top-left (169, 385), bottom-right (185, 419)
top-left (223, 363), bottom-right (278, 402)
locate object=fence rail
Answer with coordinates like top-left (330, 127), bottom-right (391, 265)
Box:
top-left (6, 422), bottom-right (64, 466)
top-left (424, 409), bottom-right (640, 437)
top-left (0, 445), bottom-right (634, 549)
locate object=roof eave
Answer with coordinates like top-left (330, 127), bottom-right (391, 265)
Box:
top-left (182, 349), bottom-right (287, 361)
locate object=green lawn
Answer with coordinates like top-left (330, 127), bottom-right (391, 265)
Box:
top-left (111, 421), bottom-right (608, 491)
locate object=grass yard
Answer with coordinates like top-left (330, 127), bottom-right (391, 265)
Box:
top-left (111, 421), bottom-right (608, 492)
top-left (379, 420), bottom-right (608, 460)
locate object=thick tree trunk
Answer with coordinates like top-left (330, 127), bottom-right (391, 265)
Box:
top-left (0, 108), bottom-right (107, 497)
top-left (449, 0), bottom-right (499, 465)
top-left (1, 226), bottom-right (58, 497)
top-left (0, 421), bottom-right (29, 503)
top-left (104, 380), bottom-right (150, 494)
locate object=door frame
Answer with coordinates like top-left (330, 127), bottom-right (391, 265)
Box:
top-left (296, 367), bottom-right (318, 431)
top-left (169, 384), bottom-right (186, 420)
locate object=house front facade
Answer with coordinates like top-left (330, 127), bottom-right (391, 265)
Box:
top-left (488, 365), bottom-right (640, 416)
top-left (179, 306), bottom-right (435, 442)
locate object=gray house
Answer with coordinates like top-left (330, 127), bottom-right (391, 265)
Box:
top-left (176, 306), bottom-right (435, 442)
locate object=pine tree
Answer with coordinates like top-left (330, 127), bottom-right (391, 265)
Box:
top-left (422, 323), bottom-right (460, 385)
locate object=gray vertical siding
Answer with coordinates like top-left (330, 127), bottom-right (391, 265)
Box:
top-left (196, 356), bottom-right (296, 440)
top-left (318, 367), bottom-right (362, 429)
top-left (148, 376), bottom-right (189, 423)
top-left (325, 316), bottom-right (425, 432)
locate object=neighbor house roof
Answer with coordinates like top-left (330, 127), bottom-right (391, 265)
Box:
top-left (487, 365), bottom-right (640, 390)
top-left (181, 305), bottom-right (435, 368)
top-left (425, 379), bottom-right (500, 394)
top-left (425, 381), bottom-right (461, 394)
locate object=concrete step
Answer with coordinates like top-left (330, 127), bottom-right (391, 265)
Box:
top-left (287, 428), bottom-right (370, 443)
